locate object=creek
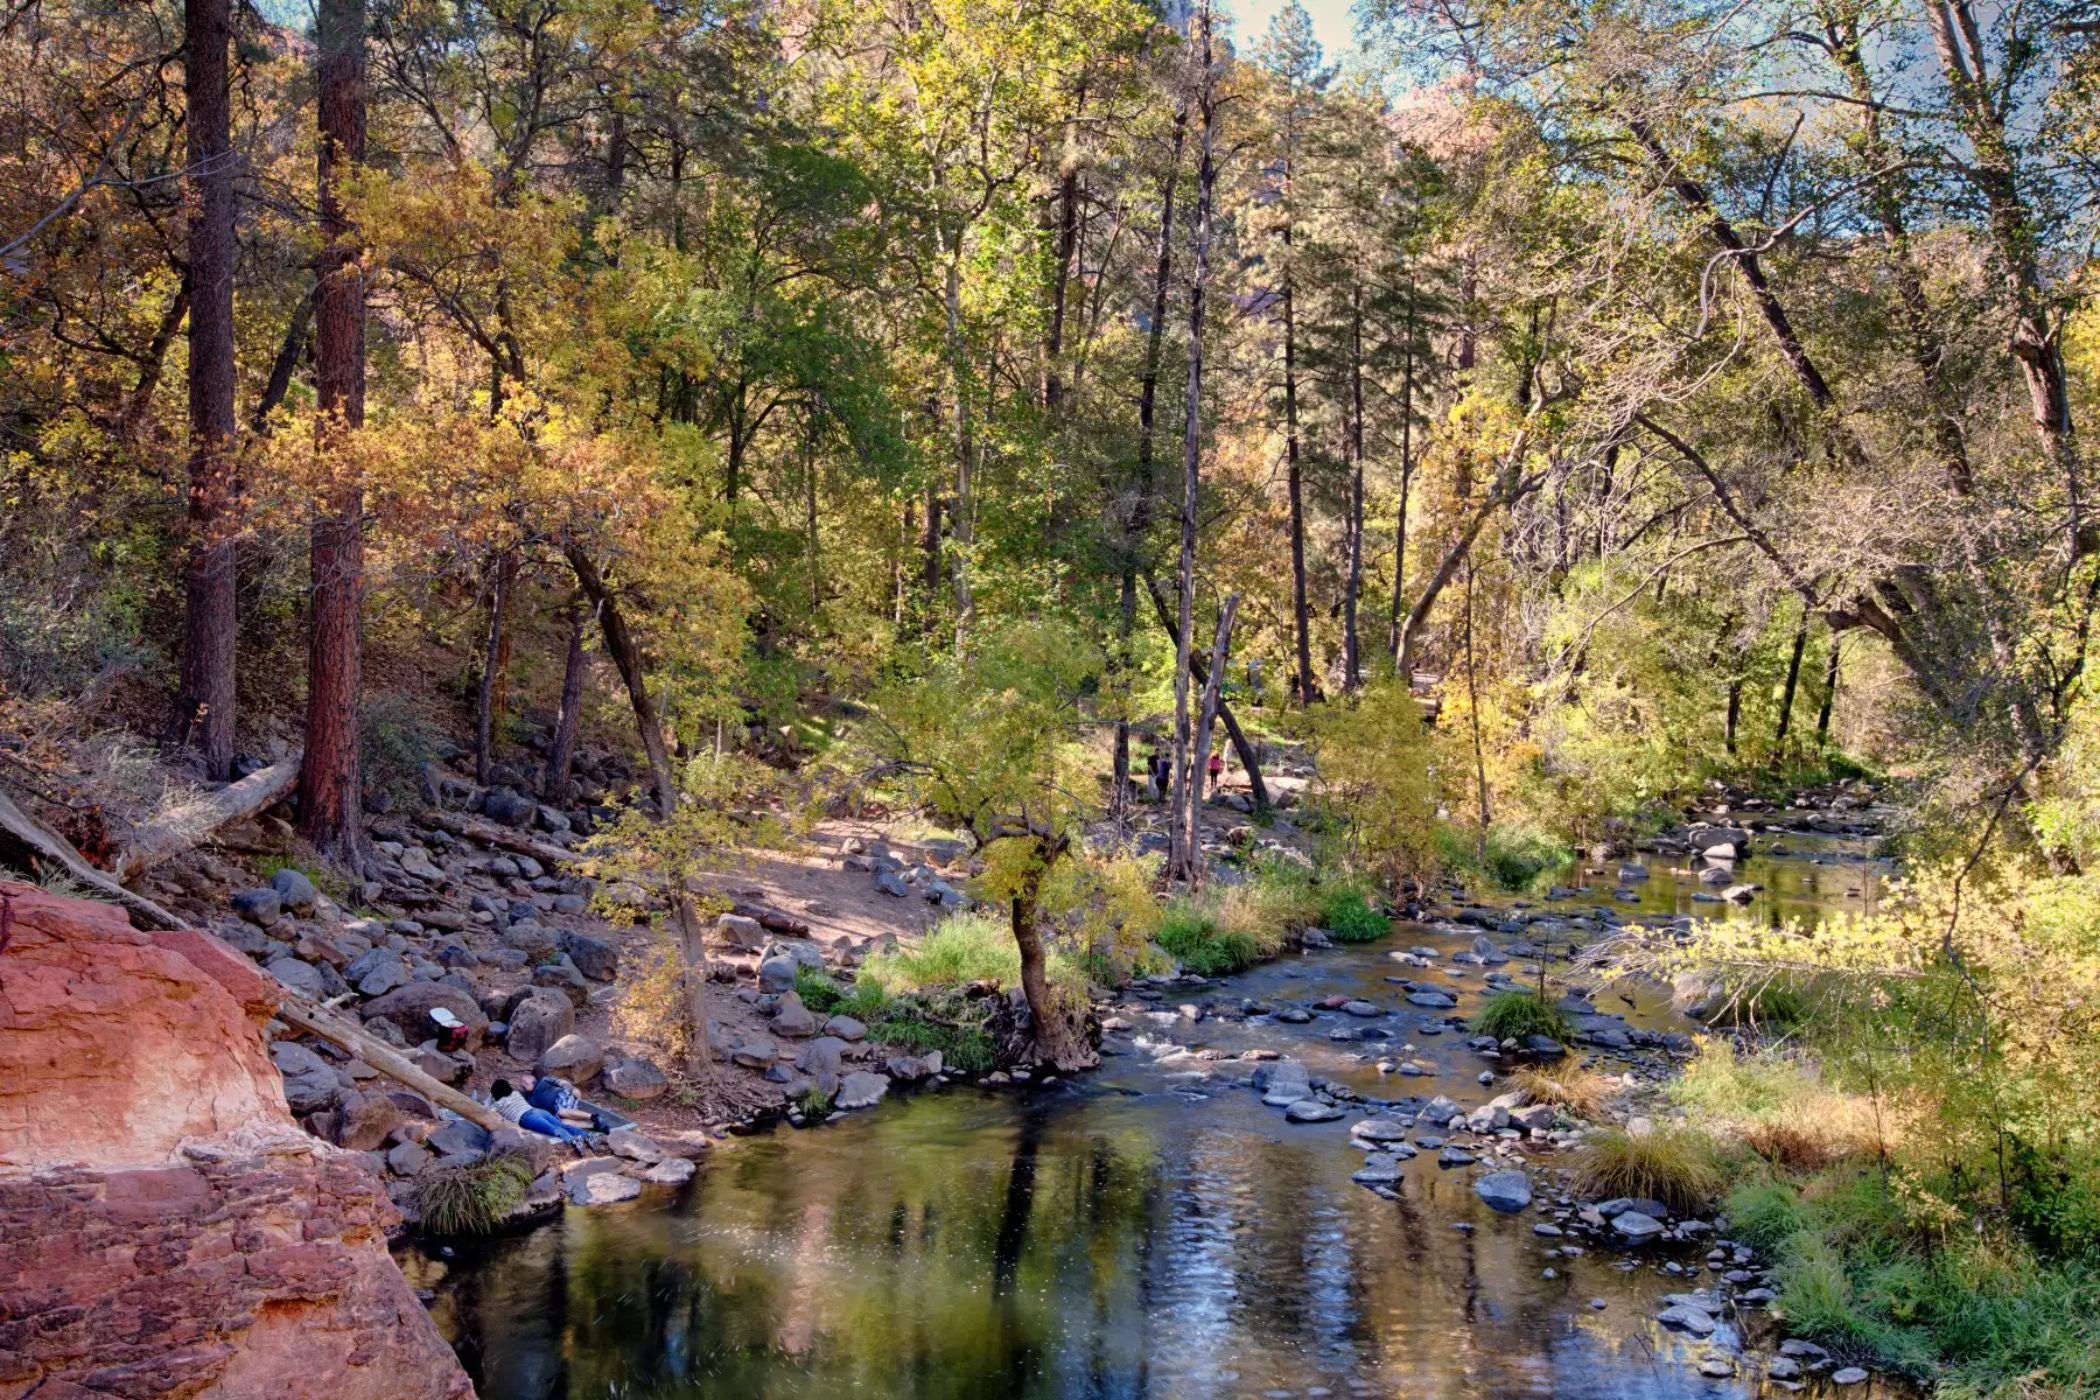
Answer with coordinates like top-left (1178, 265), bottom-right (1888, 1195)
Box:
top-left (410, 807), bottom-right (1906, 1398)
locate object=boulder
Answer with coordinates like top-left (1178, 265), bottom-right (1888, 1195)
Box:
top-left (823, 1014), bottom-right (868, 1042)
top-left (266, 956), bottom-right (328, 1000)
top-left (343, 946), bottom-right (409, 999)
top-left (883, 1052), bottom-right (942, 1082)
top-left (772, 992), bottom-right (818, 1038)
top-left (1612, 1210), bottom-right (1666, 1240)
top-left (231, 888), bottom-right (283, 924)
top-left (602, 1056), bottom-right (669, 1101)
top-left (504, 989), bottom-right (575, 1065)
top-left (1475, 1170), bottom-right (1533, 1213)
top-left (797, 1037), bottom-right (847, 1078)
top-left (558, 929), bottom-right (618, 982)
top-left (567, 1169), bottom-right (642, 1206)
top-left (328, 1088), bottom-right (405, 1152)
top-left (758, 954), bottom-right (798, 994)
top-left (482, 787), bottom-right (537, 828)
top-left (1284, 1099), bottom-right (1344, 1122)
top-left (270, 867), bottom-right (320, 914)
top-left (0, 880), bottom-right (473, 1400)
top-left (386, 1140), bottom-right (431, 1178)
top-left (425, 1119), bottom-right (490, 1159)
top-left (716, 912), bottom-right (767, 949)
top-left (836, 1070), bottom-right (889, 1110)
top-left (1255, 1060), bottom-right (1311, 1107)
top-left (731, 1035), bottom-right (779, 1068)
top-left (535, 1034), bottom-right (605, 1085)
top-left (605, 1127), bottom-right (663, 1163)
top-left (361, 982), bottom-right (488, 1047)
top-left (531, 956), bottom-right (592, 1007)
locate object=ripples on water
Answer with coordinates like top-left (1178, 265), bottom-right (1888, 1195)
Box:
top-left (413, 812), bottom-right (1901, 1399)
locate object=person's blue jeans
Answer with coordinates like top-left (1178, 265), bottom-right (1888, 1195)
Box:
top-left (519, 1107), bottom-right (589, 1142)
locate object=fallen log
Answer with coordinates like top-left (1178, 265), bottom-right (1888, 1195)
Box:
top-left (275, 995), bottom-right (507, 1134)
top-left (0, 786), bottom-right (184, 929)
top-left (425, 811), bottom-right (581, 867)
top-left (109, 753), bottom-right (302, 882)
top-left (731, 901), bottom-right (811, 936)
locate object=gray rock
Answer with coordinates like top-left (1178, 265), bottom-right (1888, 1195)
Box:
top-left (606, 1127), bottom-right (663, 1163)
top-left (1612, 1210), bottom-right (1666, 1240)
top-left (426, 1118), bottom-right (490, 1159)
top-left (1340, 999), bottom-right (1382, 1017)
top-left (232, 888), bottom-right (283, 924)
top-left (1657, 1304), bottom-right (1717, 1336)
top-left (483, 787), bottom-right (537, 828)
top-left (795, 1037), bottom-right (846, 1077)
top-left (884, 1052), bottom-right (942, 1082)
top-left (836, 1070), bottom-right (889, 1110)
top-left (602, 1056), bottom-right (668, 1101)
top-left (1284, 1099), bottom-right (1344, 1122)
top-left (568, 1170), bottom-right (642, 1206)
top-left (214, 921), bottom-right (273, 959)
top-left (772, 993), bottom-right (819, 1038)
top-left (1475, 1170), bottom-right (1533, 1212)
top-left (503, 921), bottom-right (557, 960)
top-left (731, 1035), bottom-right (780, 1068)
top-left (1830, 1368), bottom-right (1869, 1386)
top-left (270, 867), bottom-right (319, 914)
top-left (641, 1157), bottom-right (696, 1186)
top-left (822, 1014), bottom-right (867, 1042)
top-left (1256, 1060), bottom-right (1311, 1107)
top-left (1349, 1117), bottom-right (1411, 1143)
top-left (398, 848), bottom-right (447, 884)
top-left (362, 981), bottom-right (488, 1045)
top-left (386, 1140), bottom-right (431, 1178)
top-left (872, 870), bottom-right (911, 898)
top-left (716, 913), bottom-right (767, 949)
top-left (1406, 990), bottom-right (1458, 1009)
top-left (1352, 1153), bottom-right (1408, 1185)
top-left (558, 929), bottom-right (618, 982)
top-left (504, 988), bottom-right (575, 1064)
top-left (532, 956), bottom-right (592, 1007)
top-left (266, 956), bottom-right (327, 1000)
top-left (536, 1033), bottom-right (605, 1084)
top-left (758, 954), bottom-right (798, 994)
top-left (344, 946), bottom-right (409, 998)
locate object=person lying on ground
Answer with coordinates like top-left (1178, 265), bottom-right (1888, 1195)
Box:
top-left (526, 1074), bottom-right (607, 1129)
top-left (490, 1077), bottom-right (592, 1144)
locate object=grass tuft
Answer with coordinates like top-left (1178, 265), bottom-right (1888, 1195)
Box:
top-left (1472, 989), bottom-right (1573, 1044)
top-left (1508, 1061), bottom-right (1614, 1118)
top-left (1319, 885), bottom-right (1391, 942)
top-left (1571, 1125), bottom-right (1724, 1215)
top-left (413, 1152), bottom-right (536, 1236)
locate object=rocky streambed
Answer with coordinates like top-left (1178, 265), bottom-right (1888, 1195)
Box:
top-left (414, 788), bottom-right (1911, 1399)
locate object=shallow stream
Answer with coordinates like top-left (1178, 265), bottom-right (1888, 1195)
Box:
top-left (412, 808), bottom-right (1905, 1399)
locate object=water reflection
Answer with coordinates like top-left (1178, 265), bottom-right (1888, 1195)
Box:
top-left (418, 811), bottom-right (1899, 1399)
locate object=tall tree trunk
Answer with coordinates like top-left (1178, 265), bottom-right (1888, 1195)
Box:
top-left (1144, 572), bottom-right (1269, 812)
top-left (672, 893), bottom-right (713, 1075)
top-left (1282, 238), bottom-right (1312, 707)
top-left (169, 0), bottom-right (239, 779)
top-left (1043, 90), bottom-right (1084, 417)
top-left (1388, 303), bottom-right (1416, 666)
top-left (943, 252), bottom-right (976, 644)
top-left (1817, 635), bottom-right (1840, 740)
top-left (804, 411), bottom-right (821, 613)
top-left (1342, 284), bottom-right (1366, 691)
top-left (1775, 607), bottom-right (1809, 750)
top-left (1183, 594), bottom-right (1239, 884)
top-left (543, 595), bottom-right (589, 804)
top-left (1463, 565), bottom-right (1489, 858)
top-left (1169, 1), bottom-right (1217, 886)
top-left (566, 546), bottom-right (678, 817)
top-left (1113, 102), bottom-right (1187, 806)
top-left (474, 548), bottom-right (516, 786)
top-left (297, 0), bottom-right (368, 873)
top-left (1009, 838), bottom-right (1094, 1070)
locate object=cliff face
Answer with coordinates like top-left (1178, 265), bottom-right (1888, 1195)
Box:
top-left (0, 881), bottom-right (475, 1400)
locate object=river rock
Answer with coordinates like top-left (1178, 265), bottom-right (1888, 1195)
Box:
top-left (1340, 999), bottom-right (1381, 1017)
top-left (1830, 1367), bottom-right (1869, 1385)
top-left (642, 1157), bottom-right (696, 1186)
top-left (885, 1052), bottom-right (942, 1082)
top-left (1349, 1117), bottom-right (1411, 1143)
top-left (603, 1056), bottom-right (669, 1101)
top-left (836, 1070), bottom-right (889, 1110)
top-left (1407, 990), bottom-right (1457, 1009)
top-left (1612, 1210), bottom-right (1666, 1240)
top-left (1256, 1060), bottom-right (1311, 1106)
top-left (1657, 1304), bottom-right (1717, 1336)
top-left (772, 992), bottom-right (818, 1038)
top-left (1475, 1170), bottom-right (1532, 1212)
top-left (1284, 1099), bottom-right (1344, 1122)
top-left (266, 955), bottom-right (328, 1000)
top-left (823, 1014), bottom-right (868, 1042)
top-left (567, 1168), bottom-right (642, 1206)
top-left (386, 1140), bottom-right (431, 1178)
top-left (344, 946), bottom-right (409, 998)
top-left (1352, 1153), bottom-right (1408, 1184)
top-left (758, 954), bottom-right (798, 994)
top-left (231, 887), bottom-right (284, 924)
top-left (606, 1127), bottom-right (663, 1163)
top-left (717, 912), bottom-right (767, 950)
top-left (731, 1034), bottom-right (779, 1068)
top-left (483, 787), bottom-right (537, 828)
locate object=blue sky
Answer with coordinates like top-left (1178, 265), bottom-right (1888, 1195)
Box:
top-left (1222, 0), bottom-right (1362, 59)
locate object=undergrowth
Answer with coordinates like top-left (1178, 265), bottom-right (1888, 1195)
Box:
top-left (1571, 1125), bottom-right (1723, 1215)
top-left (1472, 989), bottom-right (1572, 1043)
top-left (413, 1151), bottom-right (535, 1236)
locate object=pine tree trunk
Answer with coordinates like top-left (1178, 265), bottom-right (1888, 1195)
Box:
top-left (1342, 285), bottom-right (1365, 691)
top-left (170, 0), bottom-right (239, 780)
top-left (474, 549), bottom-right (516, 786)
top-left (1114, 103), bottom-right (1186, 808)
top-left (1388, 304), bottom-right (1416, 665)
top-left (1170, 2), bottom-right (1216, 886)
top-left (1184, 594), bottom-right (1239, 881)
top-left (1774, 607), bottom-right (1808, 750)
top-left (1283, 247), bottom-right (1312, 707)
top-left (297, 0), bottom-right (368, 873)
top-left (1817, 636), bottom-right (1840, 740)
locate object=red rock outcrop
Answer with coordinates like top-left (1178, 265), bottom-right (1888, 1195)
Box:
top-left (0, 880), bottom-right (475, 1399)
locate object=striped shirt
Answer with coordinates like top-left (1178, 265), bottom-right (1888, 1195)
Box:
top-left (492, 1092), bottom-right (532, 1125)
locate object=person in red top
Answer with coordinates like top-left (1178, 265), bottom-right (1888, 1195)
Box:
top-left (1207, 749), bottom-right (1224, 796)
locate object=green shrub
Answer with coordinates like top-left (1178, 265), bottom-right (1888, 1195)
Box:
top-left (1725, 1177), bottom-right (1805, 1252)
top-left (413, 1152), bottom-right (535, 1236)
top-left (1319, 885), bottom-right (1390, 943)
top-left (361, 692), bottom-right (451, 807)
top-left (860, 911), bottom-right (1082, 995)
top-left (869, 1013), bottom-right (996, 1075)
top-left (1156, 902), bottom-right (1262, 975)
top-left (1472, 989), bottom-right (1572, 1043)
top-left (1438, 821), bottom-right (1575, 893)
top-left (1571, 1125), bottom-right (1723, 1214)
